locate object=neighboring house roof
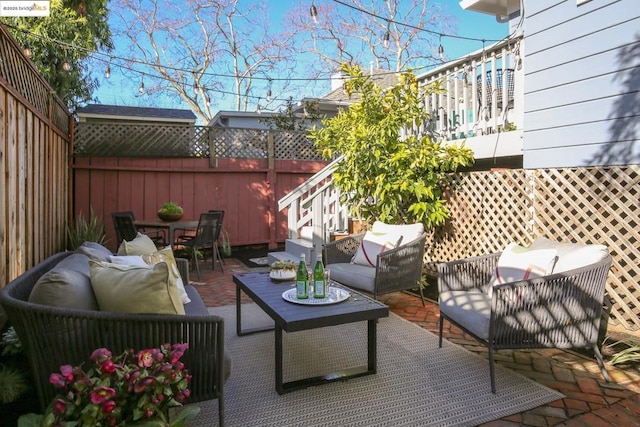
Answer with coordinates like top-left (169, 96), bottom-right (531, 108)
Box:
top-left (294, 68), bottom-right (402, 115)
top-left (76, 104), bottom-right (196, 123)
top-left (208, 110), bottom-right (278, 129)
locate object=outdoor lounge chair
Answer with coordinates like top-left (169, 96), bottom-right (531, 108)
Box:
top-left (437, 237), bottom-right (613, 393)
top-left (324, 221), bottom-right (427, 305)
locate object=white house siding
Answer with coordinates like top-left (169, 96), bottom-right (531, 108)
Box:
top-left (522, 0), bottom-right (640, 168)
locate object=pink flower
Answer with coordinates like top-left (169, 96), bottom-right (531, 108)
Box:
top-left (60, 365), bottom-right (74, 382)
top-left (101, 399), bottom-right (116, 414)
top-left (90, 348), bottom-right (112, 364)
top-left (133, 376), bottom-right (156, 393)
top-left (170, 343), bottom-right (189, 363)
top-left (50, 373), bottom-right (66, 388)
top-left (100, 359), bottom-right (116, 374)
top-left (53, 398), bottom-right (67, 414)
top-left (137, 350), bottom-right (154, 368)
top-left (90, 386), bottom-right (116, 405)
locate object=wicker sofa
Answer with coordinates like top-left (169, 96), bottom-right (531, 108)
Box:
top-left (437, 237), bottom-right (612, 393)
top-left (0, 247), bottom-right (229, 425)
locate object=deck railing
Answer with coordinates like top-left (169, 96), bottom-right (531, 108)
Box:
top-left (415, 34), bottom-right (524, 143)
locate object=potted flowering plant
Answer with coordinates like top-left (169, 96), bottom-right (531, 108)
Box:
top-left (18, 343), bottom-right (199, 427)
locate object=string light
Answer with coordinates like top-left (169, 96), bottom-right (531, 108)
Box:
top-left (383, 30), bottom-right (390, 49)
top-left (62, 58), bottom-right (71, 71)
top-left (438, 35), bottom-right (444, 61)
top-left (266, 78), bottom-right (272, 102)
top-left (310, 2), bottom-right (318, 24)
top-left (331, 0), bottom-right (501, 43)
top-left (2, 18), bottom-right (512, 106)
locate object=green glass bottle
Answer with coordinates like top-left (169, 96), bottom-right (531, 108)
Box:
top-left (296, 253), bottom-right (308, 299)
top-left (313, 254), bottom-right (326, 298)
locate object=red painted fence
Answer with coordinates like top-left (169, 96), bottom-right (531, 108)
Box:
top-left (73, 156), bottom-right (327, 253)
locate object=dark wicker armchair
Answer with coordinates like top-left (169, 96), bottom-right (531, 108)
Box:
top-left (0, 252), bottom-right (227, 425)
top-left (437, 250), bottom-right (612, 393)
top-left (324, 232), bottom-right (427, 305)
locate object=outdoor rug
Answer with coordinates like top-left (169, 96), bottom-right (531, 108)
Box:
top-left (187, 304), bottom-right (564, 427)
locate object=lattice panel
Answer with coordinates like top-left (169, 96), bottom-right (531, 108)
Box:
top-left (275, 131), bottom-right (323, 160)
top-left (0, 24), bottom-right (70, 134)
top-left (426, 169), bottom-right (533, 273)
top-left (533, 166), bottom-right (640, 331)
top-left (212, 128), bottom-right (267, 159)
top-left (76, 123), bottom-right (319, 160)
top-left (424, 166), bottom-right (640, 332)
top-left (75, 124), bottom-right (210, 157)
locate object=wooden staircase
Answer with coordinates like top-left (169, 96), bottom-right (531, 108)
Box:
top-left (268, 156), bottom-right (349, 265)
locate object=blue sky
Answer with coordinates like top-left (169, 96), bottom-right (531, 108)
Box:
top-left (93, 1), bottom-right (508, 113)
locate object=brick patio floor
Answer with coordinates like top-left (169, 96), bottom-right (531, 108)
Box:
top-left (192, 257), bottom-right (640, 426)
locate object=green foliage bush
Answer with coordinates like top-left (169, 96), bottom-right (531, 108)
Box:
top-left (66, 208), bottom-right (108, 250)
top-left (310, 63), bottom-right (474, 228)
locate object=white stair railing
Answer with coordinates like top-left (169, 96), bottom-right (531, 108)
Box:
top-left (278, 156), bottom-right (348, 257)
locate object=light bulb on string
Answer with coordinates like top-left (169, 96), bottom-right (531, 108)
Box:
top-left (23, 42), bottom-right (32, 58)
top-left (383, 30), bottom-right (390, 49)
top-left (438, 35), bottom-right (444, 61)
top-left (105, 64), bottom-right (111, 79)
top-left (62, 58), bottom-right (71, 72)
top-left (310, 3), bottom-right (318, 24)
top-left (138, 80), bottom-right (145, 94)
top-left (266, 78), bottom-right (272, 102)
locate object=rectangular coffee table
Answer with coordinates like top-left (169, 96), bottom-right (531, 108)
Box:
top-left (233, 272), bottom-right (389, 394)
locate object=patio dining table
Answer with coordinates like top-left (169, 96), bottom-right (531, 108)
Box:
top-left (134, 219), bottom-right (198, 247)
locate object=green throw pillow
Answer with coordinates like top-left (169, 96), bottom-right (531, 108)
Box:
top-left (116, 232), bottom-right (157, 256)
top-left (29, 254), bottom-right (99, 310)
top-left (142, 247), bottom-right (191, 304)
top-left (89, 260), bottom-right (185, 315)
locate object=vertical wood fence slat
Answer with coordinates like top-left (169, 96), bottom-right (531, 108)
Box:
top-left (0, 24), bottom-right (71, 291)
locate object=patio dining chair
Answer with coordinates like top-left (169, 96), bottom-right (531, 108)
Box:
top-left (208, 209), bottom-right (226, 270)
top-left (111, 211), bottom-right (166, 247)
top-left (175, 211), bottom-right (223, 279)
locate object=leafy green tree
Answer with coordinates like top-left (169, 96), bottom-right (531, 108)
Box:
top-left (260, 97), bottom-right (322, 131)
top-left (4, 0), bottom-right (112, 108)
top-left (311, 63), bottom-right (474, 228)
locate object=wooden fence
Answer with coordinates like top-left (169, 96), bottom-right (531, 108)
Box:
top-left (425, 166), bottom-right (640, 332)
top-left (73, 127), bottom-right (327, 252)
top-left (0, 24), bottom-right (72, 289)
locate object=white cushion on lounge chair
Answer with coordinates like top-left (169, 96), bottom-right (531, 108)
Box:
top-left (326, 262), bottom-right (376, 293)
top-left (439, 290), bottom-right (491, 340)
top-left (528, 237), bottom-right (609, 274)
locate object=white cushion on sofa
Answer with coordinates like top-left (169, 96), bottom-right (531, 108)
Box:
top-left (528, 237), bottom-right (609, 274)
